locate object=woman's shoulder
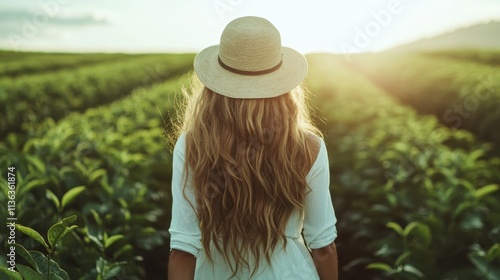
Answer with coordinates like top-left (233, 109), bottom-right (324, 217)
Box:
top-left (306, 132), bottom-right (325, 155)
top-left (305, 132), bottom-right (326, 175)
top-left (173, 132), bottom-right (187, 156)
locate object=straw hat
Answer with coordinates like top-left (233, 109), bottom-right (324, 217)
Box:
top-left (193, 16), bottom-right (308, 99)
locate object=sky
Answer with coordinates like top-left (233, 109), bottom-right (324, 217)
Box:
top-left (0, 0), bottom-right (499, 54)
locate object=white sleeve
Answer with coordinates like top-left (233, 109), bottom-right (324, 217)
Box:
top-left (303, 137), bottom-right (338, 249)
top-left (168, 133), bottom-right (202, 257)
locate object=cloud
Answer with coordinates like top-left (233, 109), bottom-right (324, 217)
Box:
top-left (49, 13), bottom-right (108, 26)
top-left (0, 8), bottom-right (110, 50)
top-left (0, 9), bottom-right (109, 26)
top-left (0, 9), bottom-right (108, 38)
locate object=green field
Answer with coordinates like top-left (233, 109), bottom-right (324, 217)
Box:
top-left (0, 50), bottom-right (499, 280)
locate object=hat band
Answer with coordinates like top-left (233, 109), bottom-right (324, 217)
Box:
top-left (218, 55), bottom-right (283, 76)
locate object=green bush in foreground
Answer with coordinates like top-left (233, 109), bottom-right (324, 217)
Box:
top-left (0, 75), bottom-right (188, 279)
top-left (1, 51), bottom-right (499, 279)
top-left (1, 215), bottom-right (77, 280)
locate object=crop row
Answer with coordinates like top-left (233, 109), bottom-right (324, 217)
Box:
top-left (0, 52), bottom-right (142, 77)
top-left (306, 54), bottom-right (500, 279)
top-left (1, 53), bottom-right (499, 279)
top-left (350, 53), bottom-right (500, 147)
top-left (0, 54), bottom-right (195, 138)
top-left (422, 49), bottom-right (500, 66)
top-left (0, 73), bottom-right (190, 278)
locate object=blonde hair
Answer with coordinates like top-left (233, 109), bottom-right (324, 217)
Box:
top-left (170, 73), bottom-right (322, 278)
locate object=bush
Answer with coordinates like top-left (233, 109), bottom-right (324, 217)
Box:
top-left (0, 52), bottom-right (135, 77)
top-left (2, 52), bottom-right (499, 279)
top-left (349, 52), bottom-right (500, 146)
top-left (0, 73), bottom-right (190, 279)
top-left (0, 54), bottom-right (194, 138)
top-left (306, 54), bottom-right (500, 279)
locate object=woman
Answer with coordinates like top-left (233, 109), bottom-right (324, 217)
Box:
top-left (168, 16), bottom-right (338, 280)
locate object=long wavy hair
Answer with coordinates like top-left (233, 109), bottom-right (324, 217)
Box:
top-left (170, 73), bottom-right (322, 278)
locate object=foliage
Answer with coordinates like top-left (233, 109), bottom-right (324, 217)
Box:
top-left (1, 51), bottom-right (499, 279)
top-left (306, 54), bottom-right (500, 279)
top-left (349, 52), bottom-right (500, 146)
top-left (0, 52), bottom-right (136, 78)
top-left (0, 56), bottom-right (193, 279)
top-left (422, 49), bottom-right (500, 66)
top-left (0, 54), bottom-right (194, 138)
top-left (1, 215), bottom-right (77, 280)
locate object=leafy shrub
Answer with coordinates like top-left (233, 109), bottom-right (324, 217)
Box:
top-left (306, 54), bottom-right (500, 279)
top-left (0, 67), bottom-right (192, 279)
top-left (0, 52), bottom-right (135, 78)
top-left (423, 49), bottom-right (500, 66)
top-left (0, 54), bottom-right (194, 138)
top-left (2, 51), bottom-right (499, 280)
top-left (349, 53), bottom-right (500, 146)
top-left (1, 215), bottom-right (78, 280)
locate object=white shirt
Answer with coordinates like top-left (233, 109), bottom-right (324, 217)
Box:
top-left (169, 133), bottom-right (337, 280)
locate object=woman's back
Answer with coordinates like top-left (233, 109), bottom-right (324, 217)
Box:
top-left (170, 132), bottom-right (336, 279)
top-left (168, 16), bottom-right (338, 280)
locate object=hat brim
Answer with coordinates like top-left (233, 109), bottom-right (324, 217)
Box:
top-left (193, 45), bottom-right (308, 99)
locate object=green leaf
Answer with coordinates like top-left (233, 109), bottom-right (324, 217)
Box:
top-left (104, 234), bottom-right (124, 248)
top-left (61, 215), bottom-right (78, 226)
top-left (403, 222), bottom-right (432, 247)
top-left (61, 186), bottom-right (86, 210)
top-left (19, 179), bottom-right (47, 197)
top-left (469, 253), bottom-right (500, 280)
top-left (103, 263), bottom-right (125, 279)
top-left (47, 216), bottom-right (78, 248)
top-left (386, 222), bottom-right (404, 236)
top-left (459, 179), bottom-right (475, 194)
top-left (25, 155), bottom-right (46, 173)
top-left (89, 169), bottom-right (107, 184)
top-left (30, 251), bottom-right (70, 280)
top-left (487, 243), bottom-right (500, 262)
top-left (0, 267), bottom-right (22, 280)
top-left (403, 264), bottom-right (424, 278)
top-left (45, 189), bottom-right (61, 211)
top-left (453, 201), bottom-right (477, 219)
top-left (474, 184), bottom-right (499, 200)
top-left (366, 262), bottom-right (393, 272)
top-left (423, 177), bottom-right (433, 192)
top-left (49, 274), bottom-right (64, 280)
top-left (16, 224), bottom-right (49, 252)
top-left (16, 264), bottom-right (44, 280)
top-left (12, 243), bottom-right (37, 270)
top-left (460, 213), bottom-right (483, 230)
top-left (394, 251), bottom-right (411, 266)
top-left (112, 244), bottom-right (133, 259)
top-left (386, 193), bottom-right (397, 207)
top-left (90, 209), bottom-right (103, 226)
top-left (86, 225), bottom-right (104, 252)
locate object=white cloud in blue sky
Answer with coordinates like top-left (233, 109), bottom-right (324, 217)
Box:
top-left (0, 0), bottom-right (499, 53)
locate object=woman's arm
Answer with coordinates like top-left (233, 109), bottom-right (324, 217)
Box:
top-left (168, 249), bottom-right (196, 280)
top-left (311, 242), bottom-right (338, 280)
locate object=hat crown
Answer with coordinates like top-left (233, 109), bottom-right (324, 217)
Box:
top-left (219, 16), bottom-right (282, 72)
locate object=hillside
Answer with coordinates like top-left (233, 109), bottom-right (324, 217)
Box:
top-left (388, 21), bottom-right (500, 52)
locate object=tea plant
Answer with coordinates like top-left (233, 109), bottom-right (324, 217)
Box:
top-left (0, 54), bottom-right (194, 137)
top-left (0, 52), bottom-right (133, 78)
top-left (306, 54), bottom-right (500, 279)
top-left (350, 53), bottom-right (500, 146)
top-left (0, 73), bottom-right (190, 278)
top-left (1, 215), bottom-right (77, 280)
